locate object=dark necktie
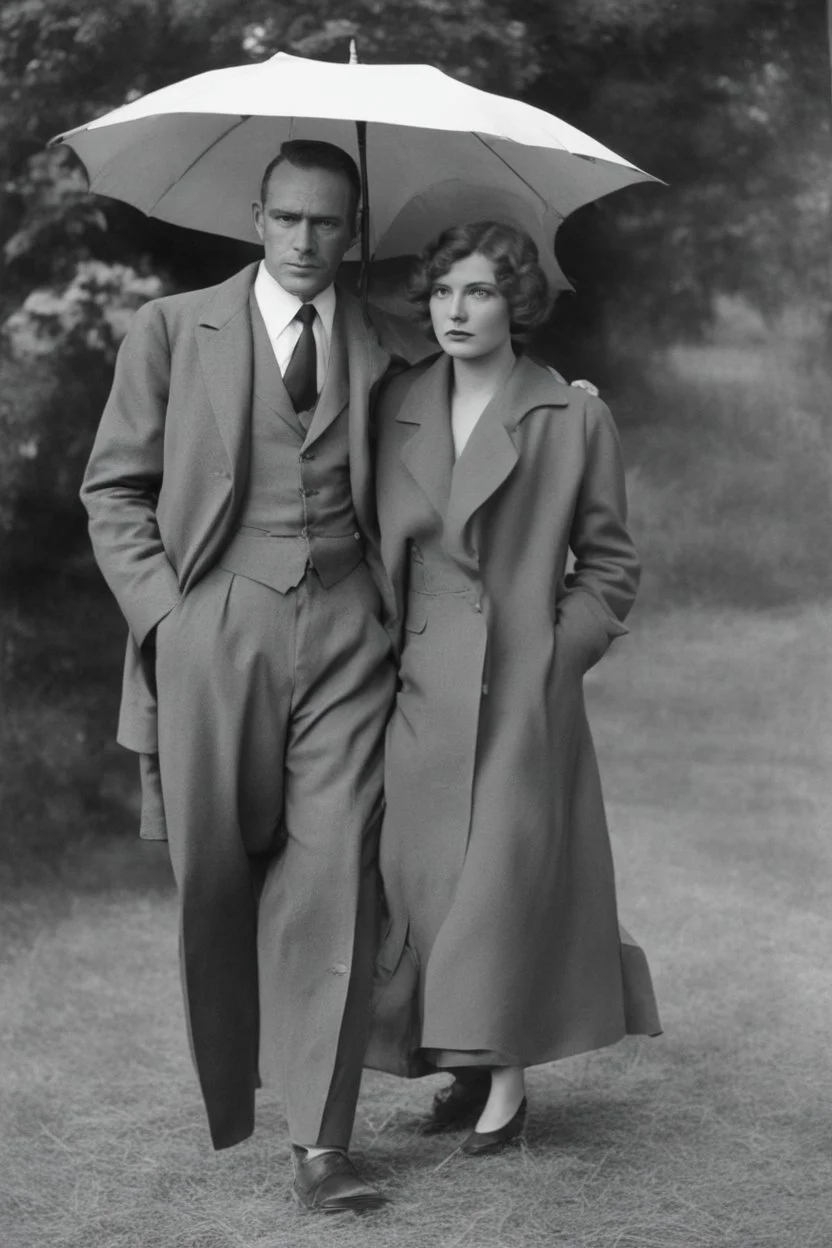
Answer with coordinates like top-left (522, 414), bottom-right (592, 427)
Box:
top-left (282, 303), bottom-right (318, 416)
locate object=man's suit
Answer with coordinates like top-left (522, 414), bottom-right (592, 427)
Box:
top-left (81, 261), bottom-right (415, 1150)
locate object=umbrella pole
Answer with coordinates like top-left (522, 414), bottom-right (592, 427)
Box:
top-left (350, 40), bottom-right (371, 320)
top-left (356, 119), bottom-right (370, 318)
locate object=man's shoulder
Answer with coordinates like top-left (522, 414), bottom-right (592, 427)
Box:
top-left (136, 263), bottom-right (259, 332)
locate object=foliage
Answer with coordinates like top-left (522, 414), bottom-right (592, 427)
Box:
top-left (0, 260), bottom-right (164, 576)
top-left (0, 0), bottom-right (828, 597)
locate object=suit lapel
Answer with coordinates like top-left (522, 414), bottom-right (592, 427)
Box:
top-left (249, 293), bottom-right (306, 438)
top-left (196, 263), bottom-right (258, 476)
top-left (397, 353), bottom-right (455, 522)
top-left (443, 355), bottom-right (570, 571)
top-left (303, 302), bottom-right (350, 448)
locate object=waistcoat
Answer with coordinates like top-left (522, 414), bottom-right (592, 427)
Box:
top-left (219, 295), bottom-right (364, 592)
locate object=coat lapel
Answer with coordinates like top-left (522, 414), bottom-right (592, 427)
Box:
top-left (338, 288), bottom-right (392, 535)
top-left (443, 355), bottom-right (570, 572)
top-left (196, 263), bottom-right (258, 478)
top-left (397, 353), bottom-right (455, 523)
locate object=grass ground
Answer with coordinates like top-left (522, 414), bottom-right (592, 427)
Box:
top-left (2, 575), bottom-right (830, 1248)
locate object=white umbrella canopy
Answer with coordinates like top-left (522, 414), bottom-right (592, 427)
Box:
top-left (51, 52), bottom-right (657, 290)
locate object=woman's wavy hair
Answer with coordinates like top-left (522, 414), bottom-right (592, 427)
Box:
top-left (408, 220), bottom-right (552, 341)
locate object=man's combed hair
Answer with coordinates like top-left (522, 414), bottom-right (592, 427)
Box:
top-left (408, 221), bottom-right (552, 339)
top-left (260, 141), bottom-right (361, 220)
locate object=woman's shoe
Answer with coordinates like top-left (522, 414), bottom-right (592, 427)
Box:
top-left (421, 1072), bottom-right (491, 1135)
top-left (460, 1097), bottom-right (527, 1156)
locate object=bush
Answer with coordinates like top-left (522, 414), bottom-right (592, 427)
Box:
top-left (0, 261), bottom-right (164, 579)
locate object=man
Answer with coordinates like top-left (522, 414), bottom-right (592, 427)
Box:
top-left (81, 141), bottom-right (418, 1213)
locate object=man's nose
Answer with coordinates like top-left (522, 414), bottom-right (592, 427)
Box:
top-left (294, 221), bottom-right (313, 253)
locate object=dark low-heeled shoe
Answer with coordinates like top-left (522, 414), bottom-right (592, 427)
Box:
top-left (422, 1072), bottom-right (491, 1135)
top-left (291, 1146), bottom-right (388, 1214)
top-left (460, 1097), bottom-right (527, 1156)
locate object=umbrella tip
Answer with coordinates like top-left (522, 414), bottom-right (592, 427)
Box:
top-left (349, 38), bottom-right (358, 64)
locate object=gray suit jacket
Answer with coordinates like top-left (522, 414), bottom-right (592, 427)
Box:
top-left (81, 261), bottom-right (427, 754)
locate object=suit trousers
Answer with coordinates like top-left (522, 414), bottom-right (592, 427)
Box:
top-left (154, 560), bottom-right (394, 1150)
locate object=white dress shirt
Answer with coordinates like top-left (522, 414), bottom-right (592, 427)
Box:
top-left (253, 261), bottom-right (337, 392)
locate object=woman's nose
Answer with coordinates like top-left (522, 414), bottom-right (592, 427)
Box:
top-left (450, 296), bottom-right (467, 321)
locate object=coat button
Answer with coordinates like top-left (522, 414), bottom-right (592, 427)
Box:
top-left (330, 961), bottom-right (348, 975)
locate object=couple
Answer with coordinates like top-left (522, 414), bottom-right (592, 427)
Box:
top-left (81, 140), bottom-right (660, 1214)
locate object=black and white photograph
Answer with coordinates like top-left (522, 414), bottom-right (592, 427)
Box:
top-left (1, 2), bottom-right (829, 1245)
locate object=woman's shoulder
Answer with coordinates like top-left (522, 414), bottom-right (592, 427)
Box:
top-left (520, 357), bottom-right (614, 426)
top-left (378, 352), bottom-right (442, 413)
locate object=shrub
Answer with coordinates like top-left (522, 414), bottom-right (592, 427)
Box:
top-left (0, 262), bottom-right (164, 579)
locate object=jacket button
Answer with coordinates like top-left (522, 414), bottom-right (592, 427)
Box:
top-left (354, 531), bottom-right (361, 540)
top-left (330, 962), bottom-right (348, 975)
top-left (474, 601), bottom-right (482, 613)
top-left (301, 527), bottom-right (308, 537)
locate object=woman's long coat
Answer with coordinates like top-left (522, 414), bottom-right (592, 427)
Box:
top-left (365, 352), bottom-right (660, 1077)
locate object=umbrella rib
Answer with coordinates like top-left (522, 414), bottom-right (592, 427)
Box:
top-left (146, 114), bottom-right (253, 215)
top-left (471, 133), bottom-right (563, 220)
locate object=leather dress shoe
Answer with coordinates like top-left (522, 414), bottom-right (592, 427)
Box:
top-left (461, 1097), bottom-right (527, 1156)
top-left (422, 1072), bottom-right (491, 1135)
top-left (291, 1146), bottom-right (388, 1213)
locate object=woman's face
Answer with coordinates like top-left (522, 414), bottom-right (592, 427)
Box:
top-left (429, 252), bottom-right (512, 361)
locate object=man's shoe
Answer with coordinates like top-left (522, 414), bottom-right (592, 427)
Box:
top-left (421, 1072), bottom-right (491, 1136)
top-left (291, 1146), bottom-right (388, 1214)
top-left (460, 1097), bottom-right (527, 1156)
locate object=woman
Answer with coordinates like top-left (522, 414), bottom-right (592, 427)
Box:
top-left (365, 221), bottom-right (660, 1154)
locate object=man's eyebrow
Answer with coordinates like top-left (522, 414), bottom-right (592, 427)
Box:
top-left (267, 207), bottom-right (344, 223)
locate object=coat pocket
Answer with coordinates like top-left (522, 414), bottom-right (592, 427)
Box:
top-left (403, 589), bottom-right (428, 634)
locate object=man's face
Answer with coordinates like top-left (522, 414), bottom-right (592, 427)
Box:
top-left (252, 163), bottom-right (357, 299)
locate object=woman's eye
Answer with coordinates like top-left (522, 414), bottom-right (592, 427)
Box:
top-left (431, 287), bottom-right (450, 299)
top-left (470, 287), bottom-right (492, 298)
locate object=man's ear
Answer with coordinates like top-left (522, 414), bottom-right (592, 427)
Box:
top-left (252, 200), bottom-right (265, 243)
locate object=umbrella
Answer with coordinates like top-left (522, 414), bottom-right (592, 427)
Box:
top-left (50, 49), bottom-right (657, 296)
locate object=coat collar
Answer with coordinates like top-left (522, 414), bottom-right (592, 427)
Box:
top-left (397, 352), bottom-right (570, 571)
top-left (196, 265), bottom-right (391, 473)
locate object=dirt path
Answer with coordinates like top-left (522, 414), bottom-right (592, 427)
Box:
top-left (2, 605), bottom-right (830, 1248)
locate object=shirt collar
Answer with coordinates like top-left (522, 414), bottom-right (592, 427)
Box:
top-left (254, 260), bottom-right (337, 344)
